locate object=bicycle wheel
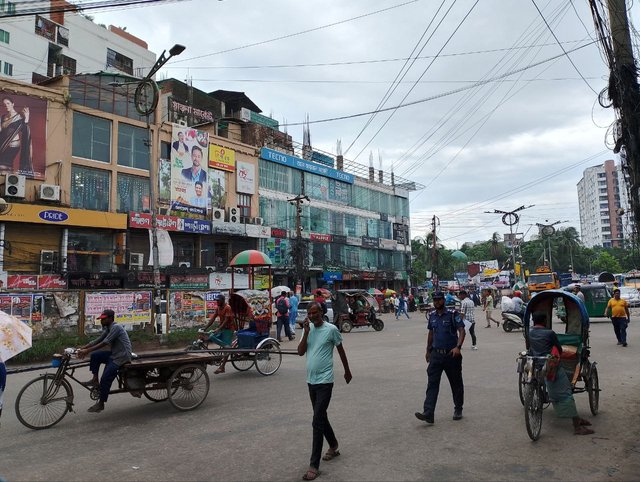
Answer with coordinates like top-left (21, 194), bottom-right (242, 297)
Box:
top-left (523, 381), bottom-right (543, 441)
top-left (167, 364), bottom-right (210, 411)
top-left (143, 369), bottom-right (170, 402)
top-left (518, 371), bottom-right (525, 405)
top-left (231, 353), bottom-right (254, 371)
top-left (15, 374), bottom-right (73, 430)
top-left (587, 365), bottom-right (599, 415)
top-left (255, 340), bottom-right (282, 376)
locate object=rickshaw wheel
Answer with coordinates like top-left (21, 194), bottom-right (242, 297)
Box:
top-left (231, 353), bottom-right (254, 371)
top-left (15, 374), bottom-right (73, 430)
top-left (255, 340), bottom-right (282, 376)
top-left (340, 320), bottom-right (353, 333)
top-left (143, 368), bottom-right (173, 402)
top-left (587, 366), bottom-right (599, 415)
top-left (372, 319), bottom-right (384, 331)
top-left (167, 364), bottom-right (210, 411)
top-left (518, 372), bottom-right (525, 405)
top-left (524, 381), bottom-right (543, 441)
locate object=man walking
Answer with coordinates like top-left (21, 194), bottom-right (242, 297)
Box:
top-left (415, 291), bottom-right (465, 424)
top-left (604, 288), bottom-right (630, 347)
top-left (289, 291), bottom-right (299, 336)
top-left (298, 302), bottom-right (352, 481)
top-left (275, 291), bottom-right (294, 342)
top-left (397, 293), bottom-right (410, 319)
top-left (459, 290), bottom-right (477, 350)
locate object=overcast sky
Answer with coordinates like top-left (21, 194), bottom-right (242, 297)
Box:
top-left (93, 0), bottom-right (634, 247)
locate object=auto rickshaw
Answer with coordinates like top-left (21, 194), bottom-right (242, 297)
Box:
top-left (332, 289), bottom-right (384, 333)
top-left (556, 283), bottom-right (612, 320)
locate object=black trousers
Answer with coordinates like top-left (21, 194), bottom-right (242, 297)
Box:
top-left (308, 383), bottom-right (337, 470)
top-left (468, 322), bottom-right (477, 345)
top-left (422, 351), bottom-right (464, 416)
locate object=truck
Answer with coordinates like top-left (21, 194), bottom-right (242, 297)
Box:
top-left (527, 266), bottom-right (560, 293)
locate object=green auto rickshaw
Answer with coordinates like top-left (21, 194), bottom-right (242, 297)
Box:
top-left (556, 283), bottom-right (612, 320)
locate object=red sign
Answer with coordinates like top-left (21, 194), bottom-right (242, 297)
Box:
top-left (271, 228), bottom-right (287, 238)
top-left (8, 275), bottom-right (38, 289)
top-left (129, 213), bottom-right (181, 231)
top-left (38, 275), bottom-right (67, 289)
top-left (362, 272), bottom-right (376, 280)
top-left (310, 233), bottom-right (332, 243)
top-left (129, 212), bottom-right (152, 229)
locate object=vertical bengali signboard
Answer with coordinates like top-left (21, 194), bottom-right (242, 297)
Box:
top-left (236, 161), bottom-right (256, 194)
top-left (170, 125), bottom-right (210, 216)
top-left (85, 291), bottom-right (152, 325)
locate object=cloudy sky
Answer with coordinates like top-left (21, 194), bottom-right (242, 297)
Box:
top-left (93, 0), bottom-right (633, 247)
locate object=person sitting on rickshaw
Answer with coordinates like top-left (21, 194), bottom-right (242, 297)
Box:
top-left (528, 313), bottom-right (594, 435)
top-left (201, 295), bottom-right (236, 374)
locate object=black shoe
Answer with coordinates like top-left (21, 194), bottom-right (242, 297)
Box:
top-left (80, 380), bottom-right (98, 388)
top-left (415, 412), bottom-right (434, 424)
top-left (623, 343), bottom-right (628, 347)
top-left (453, 409), bottom-right (463, 420)
top-left (87, 402), bottom-right (104, 413)
top-left (289, 335), bottom-right (295, 341)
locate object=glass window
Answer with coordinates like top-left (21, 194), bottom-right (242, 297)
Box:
top-left (106, 48), bottom-right (133, 75)
top-left (0, 29), bottom-right (9, 44)
top-left (67, 230), bottom-right (113, 272)
top-left (237, 193), bottom-right (252, 220)
top-left (259, 160), bottom-right (302, 194)
top-left (118, 123), bottom-right (149, 169)
top-left (3, 62), bottom-right (12, 76)
top-left (345, 214), bottom-right (357, 236)
top-left (117, 173), bottom-right (149, 213)
top-left (71, 166), bottom-right (110, 211)
top-left (72, 112), bottom-right (111, 163)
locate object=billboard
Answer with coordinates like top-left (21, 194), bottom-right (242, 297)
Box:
top-left (208, 168), bottom-right (227, 209)
top-left (0, 91), bottom-right (47, 179)
top-left (236, 160), bottom-right (255, 194)
top-left (170, 125), bottom-right (210, 216)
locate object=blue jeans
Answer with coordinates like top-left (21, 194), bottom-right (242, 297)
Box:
top-left (89, 351), bottom-right (120, 403)
top-left (422, 351), bottom-right (464, 416)
top-left (276, 315), bottom-right (292, 340)
top-left (611, 317), bottom-right (628, 344)
top-left (308, 383), bottom-right (337, 470)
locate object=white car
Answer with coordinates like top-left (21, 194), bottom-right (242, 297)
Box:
top-left (296, 300), bottom-right (333, 327)
top-left (619, 287), bottom-right (640, 307)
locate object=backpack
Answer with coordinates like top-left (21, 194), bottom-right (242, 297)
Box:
top-left (276, 297), bottom-right (288, 315)
top-left (320, 300), bottom-right (328, 315)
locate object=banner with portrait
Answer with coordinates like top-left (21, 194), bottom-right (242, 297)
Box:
top-left (170, 125), bottom-right (210, 216)
top-left (0, 91), bottom-right (47, 179)
top-left (208, 168), bottom-right (227, 209)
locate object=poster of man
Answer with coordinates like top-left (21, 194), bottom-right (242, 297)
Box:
top-left (0, 92), bottom-right (47, 179)
top-left (170, 125), bottom-right (210, 216)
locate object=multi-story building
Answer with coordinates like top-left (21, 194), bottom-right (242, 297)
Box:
top-left (577, 159), bottom-right (631, 248)
top-left (0, 0), bottom-right (155, 83)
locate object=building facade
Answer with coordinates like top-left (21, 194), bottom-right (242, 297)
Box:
top-left (577, 159), bottom-right (631, 248)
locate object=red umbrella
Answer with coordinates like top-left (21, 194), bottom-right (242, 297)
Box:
top-left (315, 288), bottom-right (332, 298)
top-left (229, 250), bottom-right (272, 266)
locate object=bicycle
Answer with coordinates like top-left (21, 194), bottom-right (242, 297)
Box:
top-left (517, 353), bottom-right (551, 441)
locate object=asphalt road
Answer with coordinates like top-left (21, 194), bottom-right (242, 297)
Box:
top-left (1, 309), bottom-right (639, 481)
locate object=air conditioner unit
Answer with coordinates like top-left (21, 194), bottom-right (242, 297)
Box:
top-left (179, 261), bottom-right (191, 268)
top-left (5, 174), bottom-right (26, 198)
top-left (38, 184), bottom-right (61, 202)
top-left (40, 250), bottom-right (58, 274)
top-left (254, 217), bottom-right (264, 225)
top-left (129, 252), bottom-right (144, 270)
top-left (228, 207), bottom-right (240, 223)
top-left (211, 208), bottom-right (225, 222)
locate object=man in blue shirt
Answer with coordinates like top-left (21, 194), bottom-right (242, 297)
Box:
top-left (415, 291), bottom-right (466, 424)
top-left (298, 302), bottom-right (352, 481)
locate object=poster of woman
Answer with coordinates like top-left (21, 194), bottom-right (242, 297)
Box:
top-left (0, 92), bottom-right (46, 179)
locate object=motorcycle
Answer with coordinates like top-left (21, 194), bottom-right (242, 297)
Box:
top-left (501, 308), bottom-right (525, 332)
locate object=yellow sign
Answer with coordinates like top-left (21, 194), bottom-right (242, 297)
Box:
top-left (209, 144), bottom-right (236, 172)
top-left (254, 274), bottom-right (272, 290)
top-left (2, 204), bottom-right (128, 229)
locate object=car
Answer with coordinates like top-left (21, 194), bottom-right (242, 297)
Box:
top-left (619, 287), bottom-right (640, 307)
top-left (297, 299), bottom-right (333, 327)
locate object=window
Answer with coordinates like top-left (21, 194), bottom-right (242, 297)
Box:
top-left (237, 193), bottom-right (252, 220)
top-left (106, 48), bottom-right (133, 75)
top-left (0, 29), bottom-right (9, 44)
top-left (72, 112), bottom-right (111, 163)
top-left (7, 2), bottom-right (15, 14)
top-left (118, 123), bottom-right (149, 169)
top-left (2, 62), bottom-right (12, 76)
top-left (67, 230), bottom-right (113, 273)
top-left (71, 166), bottom-right (110, 211)
top-left (117, 174), bottom-right (149, 213)
top-left (259, 160), bottom-right (302, 194)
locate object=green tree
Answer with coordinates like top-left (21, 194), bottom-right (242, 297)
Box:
top-left (592, 251), bottom-right (623, 273)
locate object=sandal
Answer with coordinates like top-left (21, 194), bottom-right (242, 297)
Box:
top-left (302, 468), bottom-right (320, 480)
top-left (214, 368), bottom-right (225, 374)
top-left (322, 449), bottom-right (340, 461)
top-left (574, 426), bottom-right (595, 435)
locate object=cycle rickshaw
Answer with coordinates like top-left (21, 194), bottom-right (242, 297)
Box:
top-left (516, 290), bottom-right (600, 440)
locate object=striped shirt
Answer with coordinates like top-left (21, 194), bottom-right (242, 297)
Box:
top-left (460, 298), bottom-right (475, 323)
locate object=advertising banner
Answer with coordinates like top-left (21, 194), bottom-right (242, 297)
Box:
top-left (0, 91), bottom-right (47, 179)
top-left (379, 238), bottom-right (397, 250)
top-left (85, 291), bottom-right (152, 325)
top-left (236, 161), bottom-right (255, 194)
top-left (346, 236), bottom-right (362, 246)
top-left (170, 274), bottom-right (209, 289)
top-left (170, 125), bottom-right (210, 216)
top-left (245, 224), bottom-right (271, 239)
top-left (310, 233), bottom-right (332, 243)
top-left (361, 236), bottom-right (379, 249)
top-left (0, 294), bottom-right (44, 323)
top-left (7, 275), bottom-right (38, 289)
top-left (393, 223), bottom-right (409, 245)
top-left (209, 144), bottom-right (235, 172)
top-left (67, 273), bottom-right (123, 290)
top-left (37, 275), bottom-right (67, 289)
top-left (208, 168), bottom-right (227, 209)
top-left (332, 234), bottom-right (347, 244)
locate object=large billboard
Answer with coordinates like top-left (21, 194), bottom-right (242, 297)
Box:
top-left (0, 91), bottom-right (47, 179)
top-left (170, 125), bottom-right (210, 216)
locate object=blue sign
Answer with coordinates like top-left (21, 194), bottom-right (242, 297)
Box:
top-left (182, 218), bottom-right (211, 234)
top-left (260, 147), bottom-right (354, 184)
top-left (39, 210), bottom-right (69, 222)
top-left (323, 271), bottom-right (343, 281)
top-left (311, 150), bottom-right (334, 167)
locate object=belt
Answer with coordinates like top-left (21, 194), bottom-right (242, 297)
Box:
top-left (432, 348), bottom-right (451, 354)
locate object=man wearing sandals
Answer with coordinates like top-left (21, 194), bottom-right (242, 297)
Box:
top-left (202, 295), bottom-right (236, 374)
top-left (298, 302), bottom-right (352, 480)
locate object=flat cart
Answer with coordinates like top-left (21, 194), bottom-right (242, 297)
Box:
top-left (14, 348), bottom-right (217, 430)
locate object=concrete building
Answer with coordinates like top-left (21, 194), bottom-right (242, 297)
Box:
top-left (577, 159), bottom-right (631, 248)
top-left (0, 0), bottom-right (155, 84)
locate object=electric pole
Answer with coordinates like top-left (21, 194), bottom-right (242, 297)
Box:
top-left (288, 194), bottom-right (310, 289)
top-left (431, 215), bottom-right (439, 289)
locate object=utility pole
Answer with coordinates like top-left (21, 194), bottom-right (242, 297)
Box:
top-left (431, 215), bottom-right (439, 289)
top-left (288, 194), bottom-right (310, 289)
top-left (535, 220), bottom-right (569, 271)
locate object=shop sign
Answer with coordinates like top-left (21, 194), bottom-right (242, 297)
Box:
top-left (332, 234), bottom-right (347, 244)
top-left (310, 150), bottom-right (334, 167)
top-left (271, 227), bottom-right (287, 238)
top-left (245, 224), bottom-right (271, 239)
top-left (394, 271), bottom-right (406, 280)
top-left (182, 218), bottom-right (211, 234)
top-left (209, 144), bottom-right (236, 172)
top-left (236, 161), bottom-right (256, 194)
top-left (67, 273), bottom-right (123, 290)
top-left (211, 222), bottom-right (246, 236)
top-left (361, 236), bottom-right (379, 249)
top-left (323, 271), bottom-right (342, 281)
top-left (240, 107), bottom-right (279, 130)
top-left (123, 271), bottom-right (168, 289)
top-left (350, 272), bottom-right (361, 280)
top-left (170, 274), bottom-right (209, 289)
top-left (2, 204), bottom-right (127, 229)
top-left (377, 271), bottom-right (388, 280)
top-left (342, 272), bottom-right (352, 281)
top-left (155, 215), bottom-right (181, 231)
top-left (209, 272), bottom-right (249, 290)
top-left (129, 213), bottom-right (210, 234)
top-left (37, 275), bottom-right (67, 289)
top-left (260, 147), bottom-right (354, 184)
top-left (346, 236), bottom-right (362, 246)
top-left (362, 272), bottom-right (376, 280)
top-left (85, 291), bottom-right (152, 325)
top-left (169, 98), bottom-right (215, 124)
top-left (38, 210), bottom-right (68, 222)
top-left (379, 238), bottom-right (397, 250)
top-left (393, 223), bottom-right (409, 245)
top-left (7, 275), bottom-right (38, 289)
top-left (310, 233), bottom-right (332, 243)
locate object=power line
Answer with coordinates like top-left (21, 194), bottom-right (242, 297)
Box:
top-left (1, 0), bottom-right (189, 18)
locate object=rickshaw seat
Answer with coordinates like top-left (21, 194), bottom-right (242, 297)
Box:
top-left (556, 333), bottom-right (582, 351)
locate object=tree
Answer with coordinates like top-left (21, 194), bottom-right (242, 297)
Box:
top-left (592, 251), bottom-right (623, 274)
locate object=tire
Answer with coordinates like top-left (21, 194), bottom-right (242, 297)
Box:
top-left (372, 319), bottom-right (384, 331)
top-left (340, 320), bottom-right (353, 333)
top-left (587, 365), bottom-right (599, 415)
top-left (231, 353), bottom-right (254, 371)
top-left (167, 364), bottom-right (210, 411)
top-left (524, 381), bottom-right (543, 441)
top-left (255, 340), bottom-right (282, 376)
top-left (15, 374), bottom-right (73, 430)
top-left (143, 368), bottom-right (170, 402)
top-left (503, 321), bottom-right (513, 332)
top-left (518, 371), bottom-right (525, 406)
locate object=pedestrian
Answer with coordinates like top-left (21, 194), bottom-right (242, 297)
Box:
top-left (77, 309), bottom-right (132, 413)
top-left (459, 290), bottom-right (477, 350)
top-left (604, 288), bottom-right (630, 347)
top-left (572, 284), bottom-right (585, 303)
top-left (471, 290), bottom-right (481, 307)
top-left (289, 291), bottom-right (299, 335)
top-left (297, 301), bottom-right (352, 481)
top-left (415, 291), bottom-right (466, 424)
top-left (275, 290), bottom-right (294, 342)
top-left (0, 355), bottom-right (5, 427)
top-left (392, 294), bottom-right (400, 319)
top-left (397, 293), bottom-right (410, 319)
top-left (482, 289), bottom-right (500, 328)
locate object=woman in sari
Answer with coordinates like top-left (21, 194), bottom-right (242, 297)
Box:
top-left (0, 96), bottom-right (33, 175)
